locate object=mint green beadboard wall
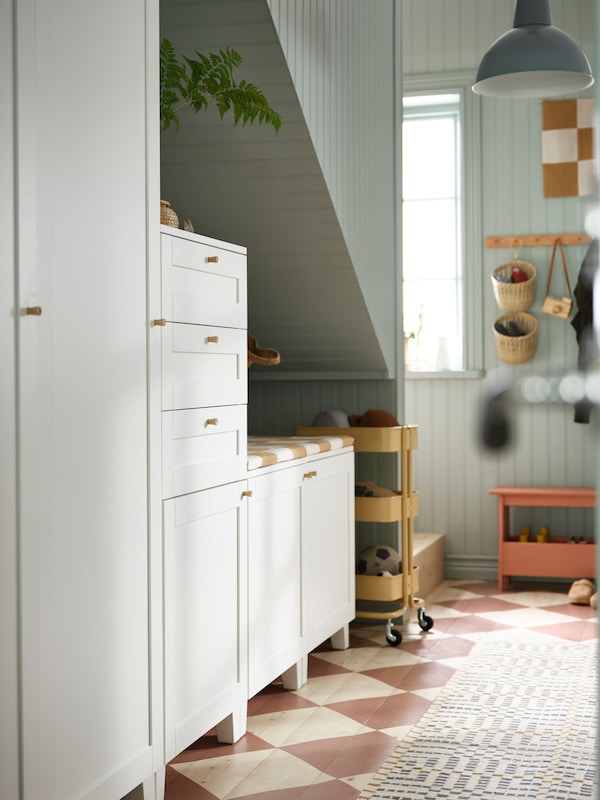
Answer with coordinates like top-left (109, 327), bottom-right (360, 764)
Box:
top-left (403, 0), bottom-right (597, 578)
top-left (249, 0), bottom-right (597, 578)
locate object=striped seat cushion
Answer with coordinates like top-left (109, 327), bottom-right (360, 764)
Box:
top-left (247, 435), bottom-right (354, 471)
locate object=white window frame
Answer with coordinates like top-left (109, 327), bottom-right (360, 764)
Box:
top-left (402, 72), bottom-right (483, 375)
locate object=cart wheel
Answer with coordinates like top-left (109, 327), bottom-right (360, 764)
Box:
top-left (418, 607), bottom-right (434, 631)
top-left (385, 628), bottom-right (403, 646)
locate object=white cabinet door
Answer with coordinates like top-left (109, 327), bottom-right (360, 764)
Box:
top-left (14, 1), bottom-right (155, 798)
top-left (164, 481), bottom-right (249, 761)
top-left (301, 452), bottom-right (355, 653)
top-left (247, 466), bottom-right (303, 698)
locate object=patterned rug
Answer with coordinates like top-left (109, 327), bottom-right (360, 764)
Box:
top-left (358, 638), bottom-right (597, 800)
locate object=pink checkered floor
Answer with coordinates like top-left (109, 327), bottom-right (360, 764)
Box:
top-left (164, 580), bottom-right (597, 800)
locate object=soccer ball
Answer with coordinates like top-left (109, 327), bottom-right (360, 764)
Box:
top-left (357, 544), bottom-right (402, 576)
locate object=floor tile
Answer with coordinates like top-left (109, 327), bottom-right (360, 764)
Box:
top-left (248, 687), bottom-right (319, 717)
top-left (479, 606), bottom-right (582, 627)
top-left (169, 732), bottom-right (274, 766)
top-left (358, 689), bottom-right (432, 730)
top-left (247, 705), bottom-right (373, 748)
top-left (165, 766), bottom-right (219, 799)
top-left (282, 730), bottom-right (397, 778)
top-left (439, 596), bottom-right (524, 613)
top-left (360, 660), bottom-right (454, 693)
top-left (292, 672), bottom-right (402, 705)
top-left (310, 644), bottom-right (420, 673)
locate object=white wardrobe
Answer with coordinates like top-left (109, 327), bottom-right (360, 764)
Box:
top-left (2, 0), bottom-right (160, 797)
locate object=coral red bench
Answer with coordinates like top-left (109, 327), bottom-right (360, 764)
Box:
top-left (489, 486), bottom-right (596, 591)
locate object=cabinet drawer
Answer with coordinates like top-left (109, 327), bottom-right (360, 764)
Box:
top-left (162, 233), bottom-right (247, 328)
top-left (162, 405), bottom-right (247, 499)
top-left (162, 323), bottom-right (247, 410)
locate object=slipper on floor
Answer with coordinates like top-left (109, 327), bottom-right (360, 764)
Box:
top-left (567, 578), bottom-right (595, 605)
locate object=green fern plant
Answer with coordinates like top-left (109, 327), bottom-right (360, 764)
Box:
top-left (160, 38), bottom-right (281, 134)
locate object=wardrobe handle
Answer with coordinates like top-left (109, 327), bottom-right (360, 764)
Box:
top-left (303, 471), bottom-right (318, 479)
top-left (241, 490), bottom-right (253, 498)
top-left (153, 318), bottom-right (167, 327)
top-left (205, 418), bottom-right (219, 426)
top-left (25, 306), bottom-right (42, 316)
top-left (206, 255), bottom-right (219, 263)
top-left (206, 335), bottom-right (219, 343)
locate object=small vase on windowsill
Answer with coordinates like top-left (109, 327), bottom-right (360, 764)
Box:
top-left (160, 200), bottom-right (179, 228)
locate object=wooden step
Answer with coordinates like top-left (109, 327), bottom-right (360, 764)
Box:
top-left (412, 532), bottom-right (445, 598)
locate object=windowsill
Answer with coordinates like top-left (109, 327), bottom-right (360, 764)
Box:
top-left (405, 369), bottom-right (485, 380)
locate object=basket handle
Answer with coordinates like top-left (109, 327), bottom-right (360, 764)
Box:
top-left (545, 238), bottom-right (573, 300)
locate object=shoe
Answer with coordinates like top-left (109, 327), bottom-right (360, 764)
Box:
top-left (567, 578), bottom-right (594, 605)
top-left (591, 593), bottom-right (597, 609)
top-left (247, 334), bottom-right (280, 367)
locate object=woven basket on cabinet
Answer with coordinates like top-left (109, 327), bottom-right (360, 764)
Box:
top-left (491, 260), bottom-right (536, 312)
top-left (160, 200), bottom-right (179, 228)
top-left (493, 312), bottom-right (538, 365)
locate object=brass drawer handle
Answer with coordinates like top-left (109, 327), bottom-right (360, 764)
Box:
top-left (303, 470), bottom-right (318, 479)
top-left (241, 490), bottom-right (253, 498)
top-left (206, 255), bottom-right (219, 263)
top-left (205, 418), bottom-right (219, 426)
top-left (206, 335), bottom-right (219, 343)
top-left (25, 306), bottom-right (42, 316)
top-left (153, 318), bottom-right (167, 327)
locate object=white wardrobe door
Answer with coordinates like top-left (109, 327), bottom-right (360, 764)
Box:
top-left (16, 0), bottom-right (154, 797)
top-left (0, 0), bottom-right (20, 796)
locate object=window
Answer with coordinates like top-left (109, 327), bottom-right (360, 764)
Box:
top-left (402, 76), bottom-right (482, 373)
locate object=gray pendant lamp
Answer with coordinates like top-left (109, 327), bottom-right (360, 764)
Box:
top-left (472, 0), bottom-right (594, 98)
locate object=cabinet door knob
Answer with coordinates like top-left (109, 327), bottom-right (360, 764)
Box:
top-left (205, 418), bottom-right (219, 426)
top-left (241, 490), bottom-right (253, 498)
top-left (25, 306), bottom-right (42, 316)
top-left (206, 335), bottom-right (219, 343)
top-left (153, 318), bottom-right (167, 327)
top-left (206, 255), bottom-right (219, 263)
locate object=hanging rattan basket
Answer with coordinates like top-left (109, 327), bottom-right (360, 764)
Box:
top-left (493, 312), bottom-right (539, 365)
top-left (491, 260), bottom-right (537, 312)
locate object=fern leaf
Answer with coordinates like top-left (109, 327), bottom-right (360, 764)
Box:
top-left (160, 38), bottom-right (281, 134)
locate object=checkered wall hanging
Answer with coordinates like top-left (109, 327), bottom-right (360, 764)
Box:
top-left (541, 98), bottom-right (595, 197)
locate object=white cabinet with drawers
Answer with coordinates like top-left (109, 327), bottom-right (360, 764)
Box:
top-left (157, 227), bottom-right (249, 763)
top-left (153, 227), bottom-right (355, 794)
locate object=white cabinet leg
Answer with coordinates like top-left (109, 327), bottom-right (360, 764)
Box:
top-left (216, 704), bottom-right (247, 744)
top-left (151, 767), bottom-right (167, 800)
top-left (281, 657), bottom-right (308, 690)
top-left (330, 624), bottom-right (349, 650)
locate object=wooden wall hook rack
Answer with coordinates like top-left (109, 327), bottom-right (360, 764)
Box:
top-left (485, 233), bottom-right (592, 249)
